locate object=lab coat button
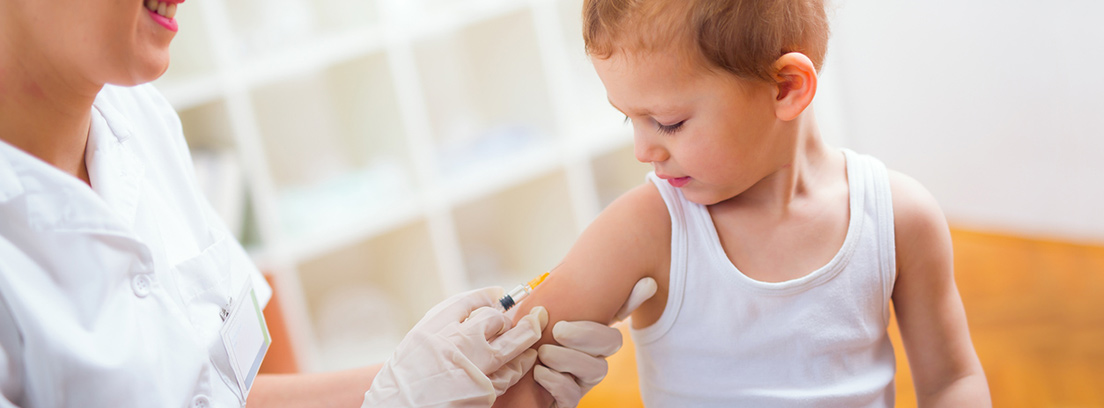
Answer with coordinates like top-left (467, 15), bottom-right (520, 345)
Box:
top-left (131, 274), bottom-right (152, 297)
top-left (191, 395), bottom-right (211, 408)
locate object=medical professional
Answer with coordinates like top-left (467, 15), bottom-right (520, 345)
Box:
top-left (0, 0), bottom-right (658, 406)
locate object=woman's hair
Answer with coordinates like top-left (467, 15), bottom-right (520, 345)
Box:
top-left (583, 0), bottom-right (830, 82)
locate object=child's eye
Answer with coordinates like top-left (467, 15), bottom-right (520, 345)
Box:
top-left (657, 120), bottom-right (685, 135)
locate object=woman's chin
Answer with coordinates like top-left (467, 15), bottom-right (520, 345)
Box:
top-left (111, 55), bottom-right (172, 86)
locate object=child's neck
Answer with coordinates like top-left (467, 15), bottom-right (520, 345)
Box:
top-left (726, 110), bottom-right (840, 215)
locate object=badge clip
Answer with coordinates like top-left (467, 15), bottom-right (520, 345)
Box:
top-left (220, 297), bottom-right (232, 321)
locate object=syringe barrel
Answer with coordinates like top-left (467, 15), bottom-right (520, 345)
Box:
top-left (497, 284), bottom-right (532, 311)
top-left (507, 285), bottom-right (530, 300)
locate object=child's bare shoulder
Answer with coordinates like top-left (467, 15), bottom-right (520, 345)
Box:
top-left (887, 170), bottom-right (953, 277)
top-left (573, 181), bottom-right (671, 279)
top-left (520, 181), bottom-right (671, 326)
top-left (601, 181), bottom-right (671, 244)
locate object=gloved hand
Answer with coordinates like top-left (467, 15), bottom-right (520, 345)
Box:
top-left (363, 287), bottom-right (549, 408)
top-left (533, 277), bottom-right (658, 407)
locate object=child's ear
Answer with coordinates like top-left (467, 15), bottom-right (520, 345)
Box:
top-left (770, 52), bottom-right (818, 121)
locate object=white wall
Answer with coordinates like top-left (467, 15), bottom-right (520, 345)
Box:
top-left (817, 0), bottom-right (1104, 243)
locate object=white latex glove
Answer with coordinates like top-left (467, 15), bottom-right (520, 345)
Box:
top-left (533, 277), bottom-right (658, 408)
top-left (363, 287), bottom-right (549, 408)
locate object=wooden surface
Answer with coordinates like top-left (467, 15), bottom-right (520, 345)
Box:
top-left (579, 228), bottom-right (1104, 407)
top-left (258, 273), bottom-right (301, 374)
top-left (579, 323), bottom-right (645, 407)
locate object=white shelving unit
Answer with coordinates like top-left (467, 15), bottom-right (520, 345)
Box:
top-left (155, 0), bottom-right (647, 372)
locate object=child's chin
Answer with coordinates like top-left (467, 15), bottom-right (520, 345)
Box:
top-left (684, 190), bottom-right (727, 206)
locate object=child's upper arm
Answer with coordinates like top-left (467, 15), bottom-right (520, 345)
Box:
top-left (494, 182), bottom-right (671, 407)
top-left (889, 171), bottom-right (988, 403)
top-left (516, 181), bottom-right (670, 335)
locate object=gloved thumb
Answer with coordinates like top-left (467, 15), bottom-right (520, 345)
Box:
top-left (613, 277), bottom-right (657, 322)
top-left (551, 320), bottom-right (622, 357)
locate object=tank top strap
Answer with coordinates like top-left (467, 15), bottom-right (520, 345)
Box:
top-left (639, 172), bottom-right (693, 343)
top-left (841, 148), bottom-right (898, 324)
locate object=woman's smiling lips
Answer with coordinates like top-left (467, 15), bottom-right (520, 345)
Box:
top-left (144, 0), bottom-right (183, 32)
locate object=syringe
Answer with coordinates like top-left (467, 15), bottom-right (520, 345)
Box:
top-left (496, 272), bottom-right (550, 311)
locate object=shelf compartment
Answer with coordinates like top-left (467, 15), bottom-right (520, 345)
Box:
top-left (411, 8), bottom-right (558, 179)
top-left (248, 52), bottom-right (416, 239)
top-left (223, 0), bottom-right (378, 59)
top-left (178, 100), bottom-right (251, 240)
top-left (297, 220), bottom-right (444, 370)
top-left (238, 26), bottom-right (386, 91)
top-left (380, 0), bottom-right (523, 34)
top-left (178, 99), bottom-right (237, 150)
top-left (590, 143), bottom-right (651, 210)
top-left (453, 170), bottom-right (579, 288)
top-left (311, 0), bottom-right (379, 36)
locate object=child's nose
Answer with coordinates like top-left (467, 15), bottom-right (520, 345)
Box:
top-left (634, 133), bottom-right (669, 164)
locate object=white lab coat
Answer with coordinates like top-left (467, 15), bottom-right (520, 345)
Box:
top-left (0, 84), bottom-right (272, 408)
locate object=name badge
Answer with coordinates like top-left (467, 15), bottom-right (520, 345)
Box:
top-left (220, 279), bottom-right (272, 399)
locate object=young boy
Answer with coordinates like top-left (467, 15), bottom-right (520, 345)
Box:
top-left (496, 0), bottom-right (991, 406)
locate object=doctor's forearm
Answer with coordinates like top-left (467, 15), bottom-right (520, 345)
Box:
top-left (247, 363), bottom-right (383, 407)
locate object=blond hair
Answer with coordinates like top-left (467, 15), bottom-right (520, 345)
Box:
top-left (583, 0), bottom-right (830, 82)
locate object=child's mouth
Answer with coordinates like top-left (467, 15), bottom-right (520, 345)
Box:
top-left (667, 177), bottom-right (691, 188)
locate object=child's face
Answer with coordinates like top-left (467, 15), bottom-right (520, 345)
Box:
top-left (593, 49), bottom-right (790, 206)
top-left (3, 0), bottom-right (180, 86)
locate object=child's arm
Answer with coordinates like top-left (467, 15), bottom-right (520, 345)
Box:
top-left (492, 183), bottom-right (672, 408)
top-left (889, 171), bottom-right (992, 407)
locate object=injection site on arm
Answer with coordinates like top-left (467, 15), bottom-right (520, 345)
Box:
top-left (491, 183), bottom-right (672, 407)
top-left (497, 272), bottom-right (550, 312)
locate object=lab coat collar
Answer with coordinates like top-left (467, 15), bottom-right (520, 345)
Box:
top-left (86, 94), bottom-right (145, 228)
top-left (0, 91), bottom-right (146, 233)
top-left (91, 88), bottom-right (133, 144)
top-left (0, 140), bottom-right (24, 203)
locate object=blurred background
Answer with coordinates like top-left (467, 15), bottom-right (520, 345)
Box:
top-left (152, 0), bottom-right (1103, 406)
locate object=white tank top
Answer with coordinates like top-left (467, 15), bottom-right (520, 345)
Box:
top-left (631, 149), bottom-right (898, 407)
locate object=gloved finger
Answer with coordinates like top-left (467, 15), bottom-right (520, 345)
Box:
top-left (533, 364), bottom-right (584, 408)
top-left (452, 307), bottom-right (521, 374)
top-left (485, 307), bottom-right (547, 371)
top-left (462, 306), bottom-right (510, 339)
top-left (488, 349), bottom-right (538, 396)
top-left (537, 344), bottom-right (608, 389)
top-left (416, 287), bottom-right (505, 332)
top-left (613, 277), bottom-right (657, 322)
top-left (551, 320), bottom-right (622, 357)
